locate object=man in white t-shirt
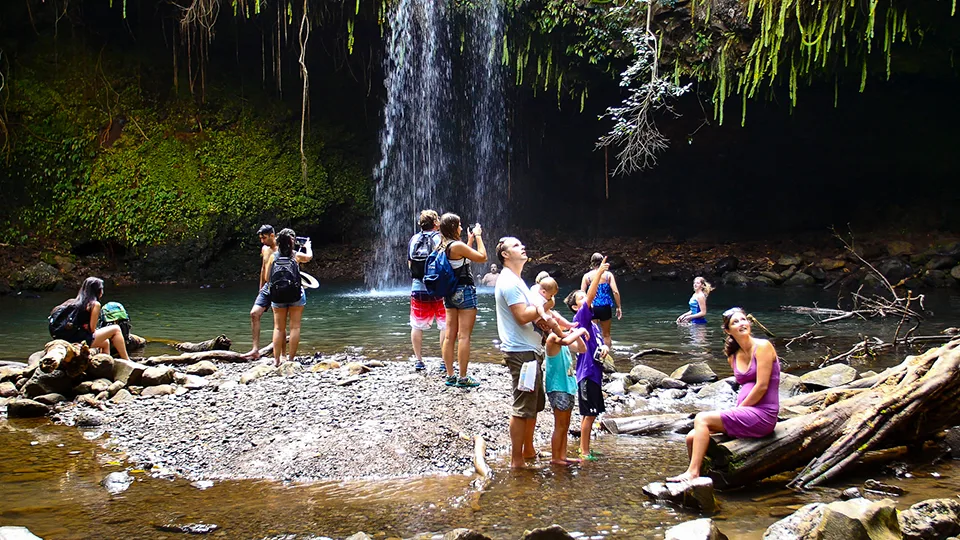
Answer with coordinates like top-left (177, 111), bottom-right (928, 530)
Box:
top-left (494, 236), bottom-right (547, 468)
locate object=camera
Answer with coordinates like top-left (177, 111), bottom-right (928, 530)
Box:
top-left (466, 225), bottom-right (474, 235)
top-left (295, 236), bottom-right (311, 250)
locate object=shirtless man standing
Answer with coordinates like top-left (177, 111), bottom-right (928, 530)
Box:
top-left (245, 224), bottom-right (312, 358)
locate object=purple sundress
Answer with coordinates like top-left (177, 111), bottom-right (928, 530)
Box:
top-left (719, 349), bottom-right (780, 438)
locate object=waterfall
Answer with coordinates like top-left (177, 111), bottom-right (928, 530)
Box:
top-left (370, 0), bottom-right (506, 289)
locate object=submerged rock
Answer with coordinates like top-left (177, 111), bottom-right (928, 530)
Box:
top-left (102, 471), bottom-right (133, 494)
top-left (643, 477), bottom-right (717, 514)
top-left (6, 398), bottom-right (52, 418)
top-left (666, 518), bottom-right (729, 540)
top-left (518, 524), bottom-right (575, 539)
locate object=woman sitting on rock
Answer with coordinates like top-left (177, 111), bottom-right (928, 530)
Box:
top-left (676, 276), bottom-right (713, 325)
top-left (50, 277), bottom-right (130, 360)
top-left (667, 307), bottom-right (779, 482)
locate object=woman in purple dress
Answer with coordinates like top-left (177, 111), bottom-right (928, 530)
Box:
top-left (667, 307), bottom-right (780, 482)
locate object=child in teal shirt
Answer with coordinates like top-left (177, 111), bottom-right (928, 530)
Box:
top-left (544, 326), bottom-right (589, 465)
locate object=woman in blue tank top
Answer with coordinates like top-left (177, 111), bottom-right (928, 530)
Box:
top-left (580, 252), bottom-right (622, 349)
top-left (676, 276), bottom-right (713, 325)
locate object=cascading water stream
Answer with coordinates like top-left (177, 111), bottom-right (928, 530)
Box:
top-left (370, 0), bottom-right (507, 289)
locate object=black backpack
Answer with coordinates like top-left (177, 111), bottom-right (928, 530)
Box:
top-left (49, 303), bottom-right (82, 340)
top-left (409, 231), bottom-right (438, 280)
top-left (270, 255), bottom-right (303, 303)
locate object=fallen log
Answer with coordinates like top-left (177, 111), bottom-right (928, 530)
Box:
top-left (144, 343), bottom-right (273, 365)
top-left (41, 340), bottom-right (76, 373)
top-left (174, 334), bottom-right (232, 352)
top-left (706, 338), bottom-right (960, 489)
top-left (630, 348), bottom-right (680, 360)
top-left (601, 413), bottom-right (694, 436)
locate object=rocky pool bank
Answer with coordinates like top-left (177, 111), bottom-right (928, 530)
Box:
top-left (3, 231), bottom-right (959, 294)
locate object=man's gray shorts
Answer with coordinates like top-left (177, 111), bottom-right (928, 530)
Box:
top-left (253, 283), bottom-right (271, 308)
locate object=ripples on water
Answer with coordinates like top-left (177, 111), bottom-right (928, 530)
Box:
top-left (2, 283), bottom-right (960, 538)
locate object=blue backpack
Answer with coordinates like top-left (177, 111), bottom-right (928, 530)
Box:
top-left (423, 244), bottom-right (458, 298)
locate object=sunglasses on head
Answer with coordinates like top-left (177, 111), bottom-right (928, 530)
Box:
top-left (722, 307), bottom-right (744, 317)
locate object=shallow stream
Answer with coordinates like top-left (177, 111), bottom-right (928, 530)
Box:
top-left (2, 282), bottom-right (960, 538)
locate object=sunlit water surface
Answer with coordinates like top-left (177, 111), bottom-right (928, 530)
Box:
top-left (2, 282), bottom-right (960, 538)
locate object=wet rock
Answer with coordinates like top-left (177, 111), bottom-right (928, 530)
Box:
top-left (106, 380), bottom-right (125, 397)
top-left (102, 471), bottom-right (133, 494)
top-left (110, 389), bottom-right (134, 403)
top-left (661, 389), bottom-right (687, 400)
top-left (626, 382), bottom-right (652, 396)
top-left (141, 384), bottom-right (176, 398)
top-left (876, 258), bottom-right (914, 284)
top-left (777, 255), bottom-right (802, 267)
top-left (628, 365), bottom-right (670, 387)
top-left (112, 358), bottom-right (148, 385)
top-left (923, 269), bottom-right (951, 288)
top-left (814, 498), bottom-right (900, 539)
top-left (6, 398), bottom-right (52, 418)
top-left (442, 530), bottom-right (492, 540)
top-left (899, 498), bottom-right (960, 539)
top-left (0, 363), bottom-right (32, 383)
top-left (277, 361), bottom-right (302, 377)
top-left (660, 377), bottom-right (688, 389)
top-left (0, 381), bottom-right (17, 397)
top-left (696, 380), bottom-right (737, 401)
top-left (722, 271), bottom-right (749, 287)
top-left (863, 479), bottom-right (905, 496)
top-left (665, 518), bottom-right (729, 540)
top-left (15, 262), bottom-right (63, 291)
top-left (240, 365), bottom-right (275, 384)
top-left (155, 523), bottom-right (219, 535)
top-left (34, 393), bottom-right (66, 405)
top-left (952, 265), bottom-right (960, 281)
top-left (800, 364), bottom-right (857, 390)
top-left (763, 503), bottom-right (826, 539)
top-left (808, 267), bottom-right (827, 282)
top-left (643, 477), bottom-right (718, 513)
top-left (751, 276), bottom-right (776, 287)
top-left (780, 265), bottom-right (797, 280)
top-left (778, 373), bottom-right (806, 400)
top-left (887, 241), bottom-right (914, 256)
top-left (0, 526), bottom-right (44, 540)
top-left (841, 487), bottom-right (862, 500)
top-left (820, 258), bottom-right (846, 271)
top-left (603, 379), bottom-right (626, 396)
top-left (142, 366), bottom-right (175, 386)
top-left (86, 354), bottom-right (115, 380)
top-left (942, 427), bottom-right (960, 459)
top-left (670, 362), bottom-right (717, 384)
top-left (760, 270), bottom-right (783, 283)
top-left (783, 272), bottom-right (816, 287)
top-left (21, 368), bottom-right (75, 399)
top-left (926, 256), bottom-right (957, 271)
top-left (75, 410), bottom-right (105, 427)
top-left (713, 256), bottom-right (739, 275)
top-left (186, 361), bottom-right (218, 376)
top-left (344, 533), bottom-right (372, 540)
top-left (518, 524), bottom-right (575, 539)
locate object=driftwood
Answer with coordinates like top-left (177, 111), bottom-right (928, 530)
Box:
top-left (601, 413), bottom-right (693, 436)
top-left (144, 343), bottom-right (273, 365)
top-left (817, 333), bottom-right (956, 368)
top-left (473, 435), bottom-right (491, 478)
top-left (629, 348), bottom-right (680, 360)
top-left (706, 339), bottom-right (960, 489)
top-left (40, 340), bottom-right (92, 377)
top-left (174, 334), bottom-right (232, 352)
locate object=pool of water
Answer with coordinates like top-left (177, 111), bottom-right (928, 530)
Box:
top-left (2, 282), bottom-right (960, 538)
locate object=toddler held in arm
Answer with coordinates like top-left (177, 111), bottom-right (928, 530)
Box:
top-left (530, 273), bottom-right (576, 338)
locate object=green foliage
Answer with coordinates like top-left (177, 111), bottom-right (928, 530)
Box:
top-left (0, 48), bottom-right (371, 249)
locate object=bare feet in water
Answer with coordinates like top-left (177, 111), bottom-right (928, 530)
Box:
top-left (666, 472), bottom-right (698, 483)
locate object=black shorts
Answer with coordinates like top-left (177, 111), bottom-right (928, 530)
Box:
top-left (578, 379), bottom-right (606, 417)
top-left (593, 304), bottom-right (613, 322)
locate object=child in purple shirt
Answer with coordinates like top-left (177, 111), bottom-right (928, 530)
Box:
top-left (563, 257), bottom-right (611, 462)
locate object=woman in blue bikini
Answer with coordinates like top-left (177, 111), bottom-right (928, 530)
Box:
top-left (580, 253), bottom-right (622, 348)
top-left (676, 276), bottom-right (713, 324)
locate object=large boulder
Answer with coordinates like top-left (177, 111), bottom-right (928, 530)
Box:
top-left (666, 519), bottom-right (729, 540)
top-left (14, 262), bottom-right (63, 291)
top-left (783, 272), bottom-right (816, 287)
top-left (85, 354), bottom-right (115, 380)
top-left (628, 365), bottom-right (670, 387)
top-left (778, 373), bottom-right (806, 400)
top-left (899, 498), bottom-right (960, 539)
top-left (141, 366), bottom-right (175, 386)
top-left (642, 477), bottom-right (718, 514)
top-left (0, 381), bottom-right (17, 397)
top-left (875, 258), bottom-right (914, 284)
top-left (777, 255), bottom-right (803, 267)
top-left (763, 498), bottom-right (900, 540)
top-left (713, 256), bottom-right (739, 275)
top-left (800, 364), bottom-right (858, 390)
top-left (951, 265), bottom-right (960, 281)
top-left (696, 380), bottom-right (737, 401)
top-left (442, 529), bottom-right (493, 540)
top-left (722, 272), bottom-right (750, 287)
top-left (670, 363), bottom-right (717, 384)
top-left (6, 398), bottom-right (52, 418)
top-left (111, 359), bottom-right (148, 385)
top-left (21, 368), bottom-right (75, 399)
top-left (926, 256), bottom-right (957, 271)
top-left (763, 503), bottom-right (825, 539)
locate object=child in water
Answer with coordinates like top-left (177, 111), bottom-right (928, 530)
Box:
top-left (545, 325), bottom-right (590, 465)
top-left (564, 257), bottom-right (611, 462)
